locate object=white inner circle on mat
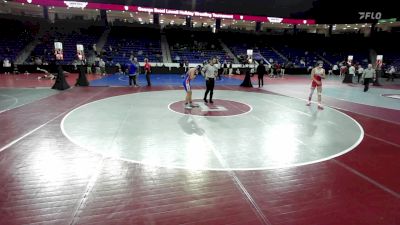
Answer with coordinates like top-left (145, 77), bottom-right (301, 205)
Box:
top-left (61, 90), bottom-right (364, 170)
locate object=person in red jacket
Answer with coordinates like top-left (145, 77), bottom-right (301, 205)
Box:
top-left (144, 58), bottom-right (151, 86)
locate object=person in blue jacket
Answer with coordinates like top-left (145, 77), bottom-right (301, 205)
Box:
top-left (127, 57), bottom-right (140, 87)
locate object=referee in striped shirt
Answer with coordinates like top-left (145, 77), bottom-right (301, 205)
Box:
top-left (362, 64), bottom-right (376, 92)
top-left (202, 58), bottom-right (218, 104)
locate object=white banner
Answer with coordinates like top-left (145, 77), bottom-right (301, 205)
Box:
top-left (64, 1), bottom-right (88, 8)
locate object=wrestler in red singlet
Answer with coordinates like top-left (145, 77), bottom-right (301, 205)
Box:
top-left (307, 63), bottom-right (325, 110)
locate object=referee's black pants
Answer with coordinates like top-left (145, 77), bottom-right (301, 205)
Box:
top-left (364, 78), bottom-right (372, 92)
top-left (204, 78), bottom-right (215, 101)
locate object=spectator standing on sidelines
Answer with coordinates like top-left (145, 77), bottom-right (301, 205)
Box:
top-left (223, 60), bottom-right (228, 75)
top-left (3, 58), bottom-right (11, 74)
top-left (349, 64), bottom-right (355, 82)
top-left (386, 66), bottom-right (395, 82)
top-left (127, 58), bottom-right (139, 87)
top-left (281, 63), bottom-right (286, 77)
top-left (99, 58), bottom-right (106, 76)
top-left (256, 61), bottom-right (266, 88)
top-left (356, 65), bottom-right (364, 83)
top-left (144, 58), bottom-right (151, 86)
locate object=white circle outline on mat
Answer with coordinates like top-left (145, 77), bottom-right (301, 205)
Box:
top-left (60, 90), bottom-right (364, 171)
top-left (0, 94), bottom-right (19, 113)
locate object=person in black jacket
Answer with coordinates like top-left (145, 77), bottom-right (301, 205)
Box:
top-left (256, 61), bottom-right (266, 87)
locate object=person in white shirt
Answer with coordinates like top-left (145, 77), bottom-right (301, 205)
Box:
top-left (349, 65), bottom-right (355, 82)
top-left (235, 68), bottom-right (241, 75)
top-left (300, 59), bottom-right (306, 67)
top-left (386, 66), bottom-right (396, 82)
top-left (328, 65), bottom-right (333, 76)
top-left (332, 64), bottom-right (339, 75)
top-left (3, 58), bottom-right (11, 74)
top-left (202, 58), bottom-right (218, 104)
top-left (349, 65), bottom-right (355, 74)
top-left (99, 59), bottom-right (106, 76)
top-left (175, 55), bottom-right (181, 63)
top-left (356, 65), bottom-right (364, 83)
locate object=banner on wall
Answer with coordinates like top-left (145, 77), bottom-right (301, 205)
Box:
top-left (247, 49), bottom-right (253, 63)
top-left (54, 42), bottom-right (63, 61)
top-left (347, 55), bottom-right (353, 65)
top-left (15, 0), bottom-right (315, 24)
top-left (376, 55), bottom-right (383, 68)
top-left (76, 44), bottom-right (85, 61)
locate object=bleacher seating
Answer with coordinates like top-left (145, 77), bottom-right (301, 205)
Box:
top-left (0, 16), bottom-right (37, 63)
top-left (102, 26), bottom-right (162, 65)
top-left (166, 27), bottom-right (232, 63)
top-left (29, 21), bottom-right (103, 64)
top-left (0, 13), bottom-right (398, 73)
top-left (220, 31), bottom-right (286, 65)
